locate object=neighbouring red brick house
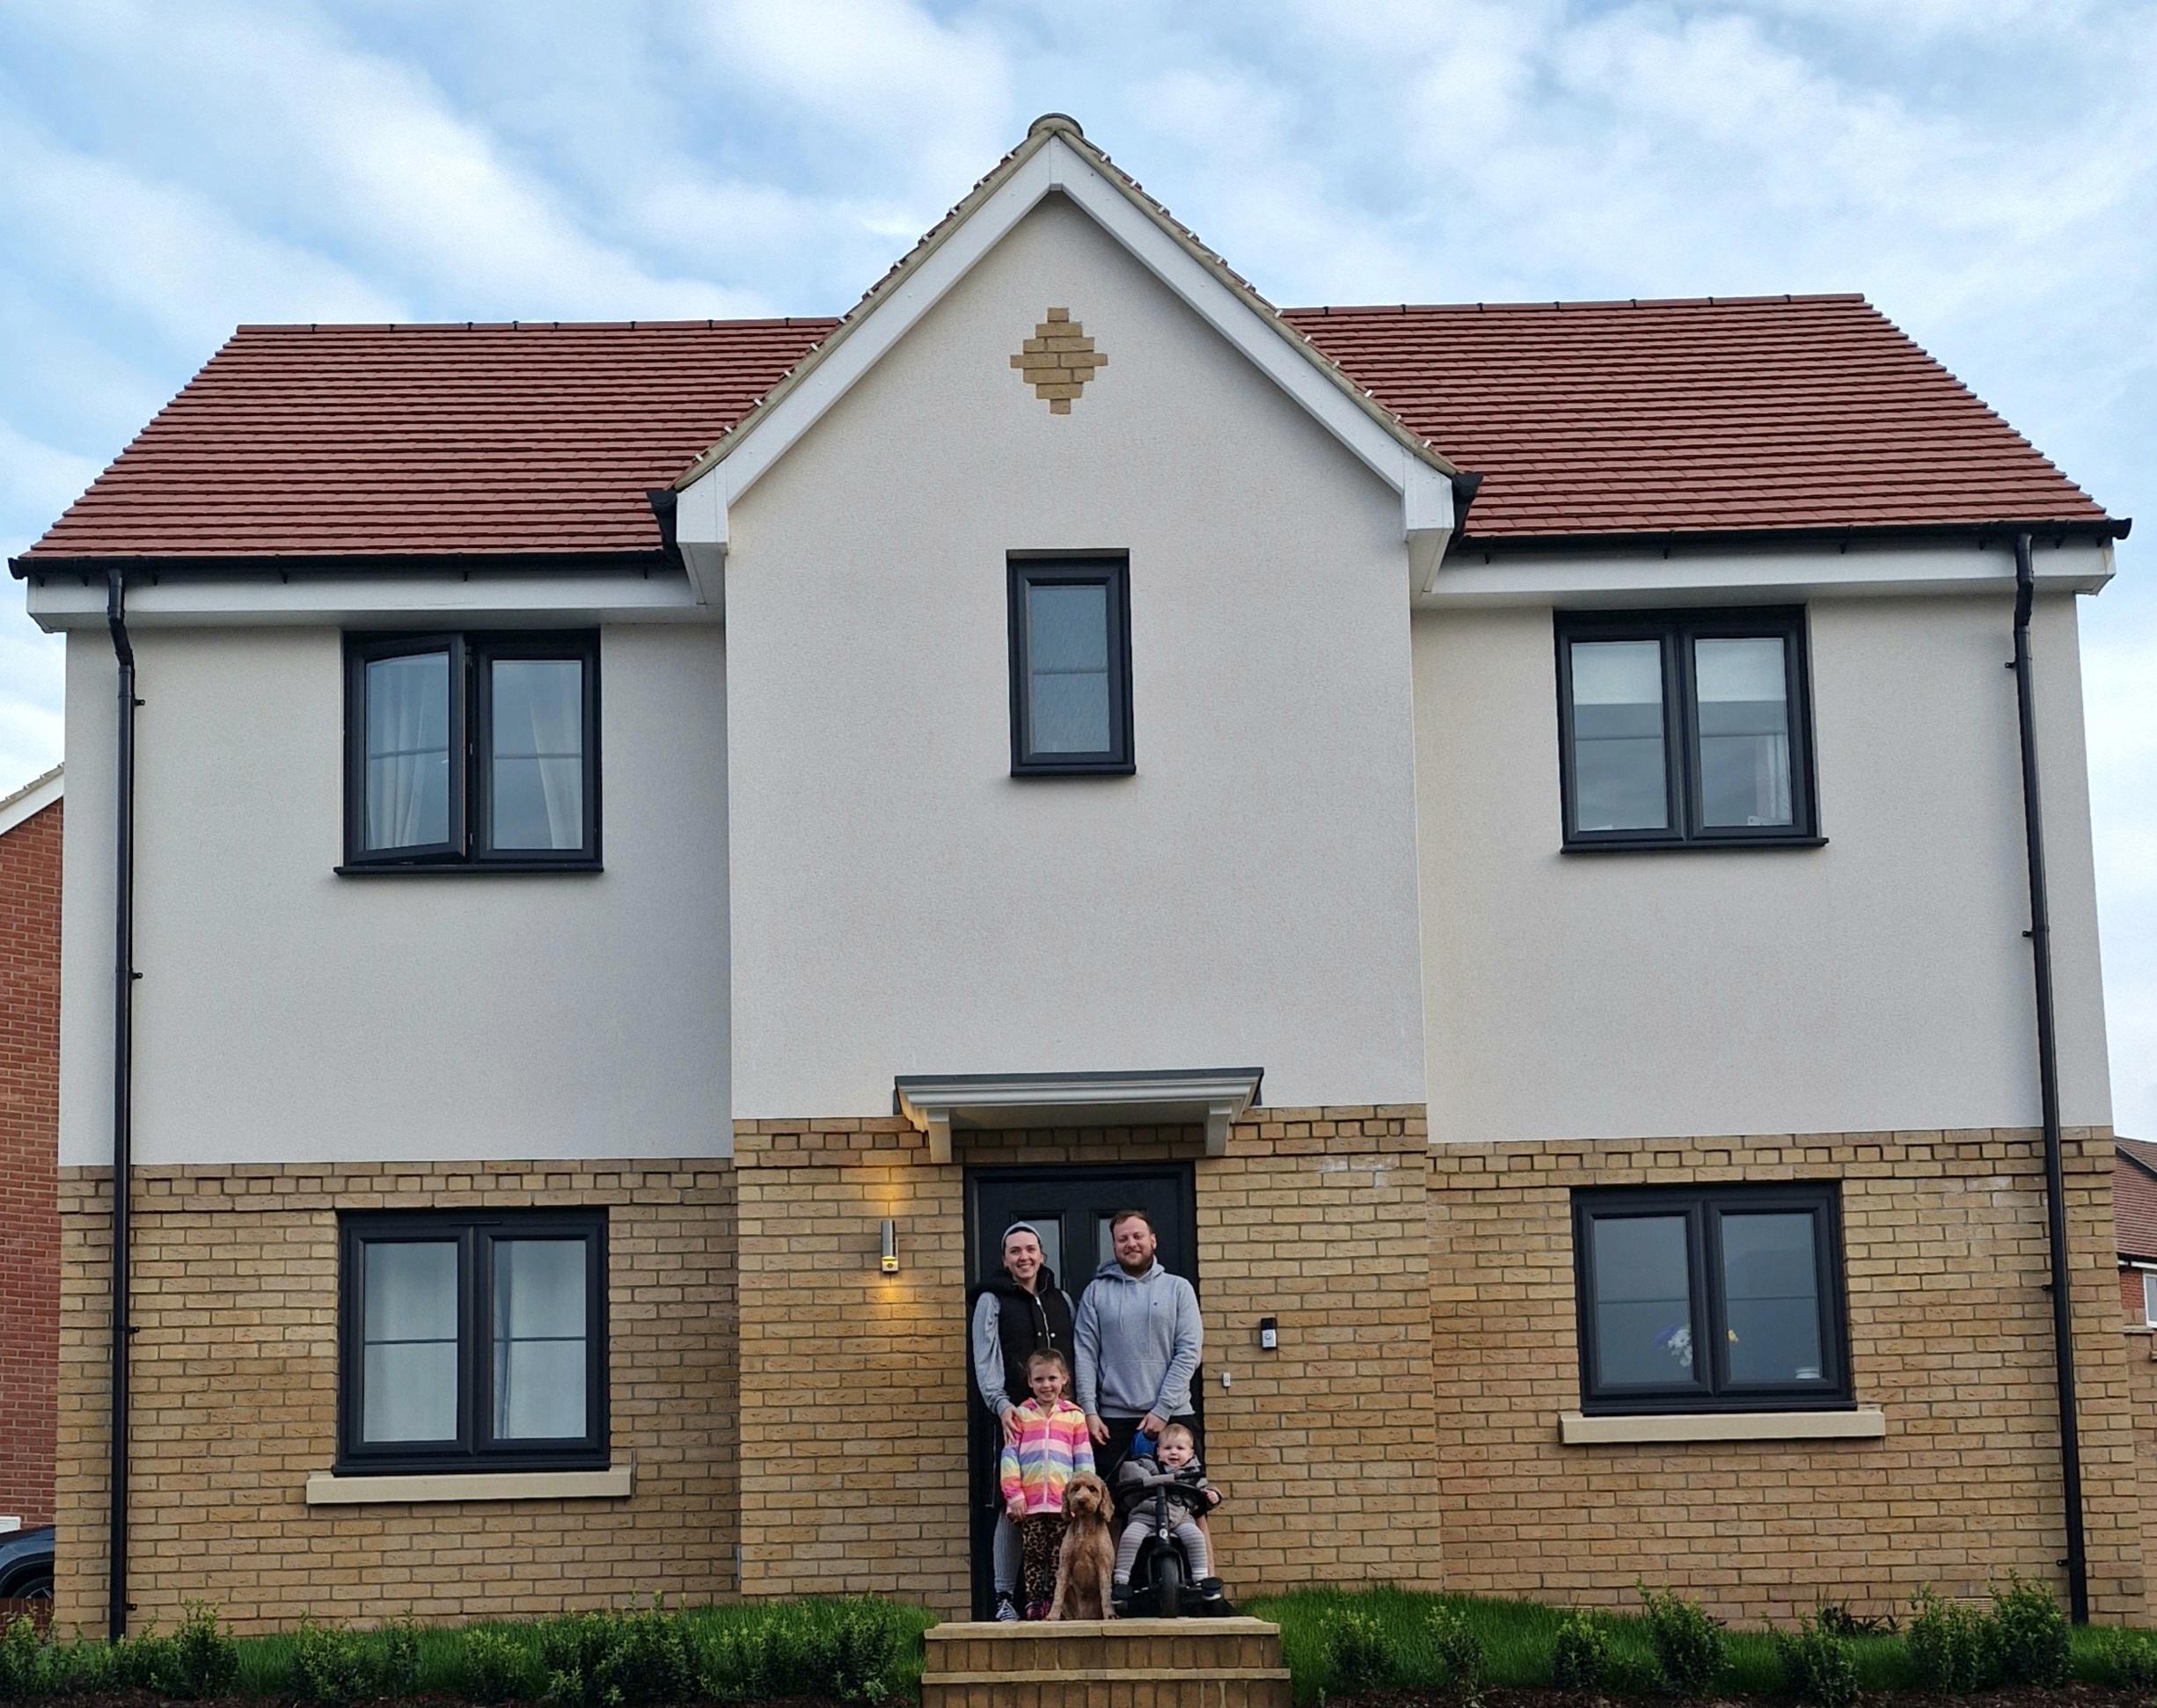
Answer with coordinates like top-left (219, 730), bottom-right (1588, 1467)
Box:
top-left (2120, 1138), bottom-right (2157, 1326)
top-left (0, 763), bottom-right (61, 1531)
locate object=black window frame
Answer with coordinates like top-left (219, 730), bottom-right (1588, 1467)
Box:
top-left (1554, 607), bottom-right (1820, 851)
top-left (1572, 1182), bottom-right (1852, 1415)
top-left (1006, 556), bottom-right (1135, 777)
top-left (342, 631), bottom-right (602, 872)
top-left (336, 1208), bottom-right (609, 1475)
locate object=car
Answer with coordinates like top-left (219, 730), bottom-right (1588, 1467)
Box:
top-left (0, 1525), bottom-right (54, 1616)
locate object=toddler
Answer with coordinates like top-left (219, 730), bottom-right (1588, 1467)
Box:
top-left (998, 1348), bottom-right (1095, 1619)
top-left (1111, 1421), bottom-right (1225, 1613)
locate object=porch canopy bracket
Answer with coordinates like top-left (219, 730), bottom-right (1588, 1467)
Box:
top-left (894, 1068), bottom-right (1264, 1164)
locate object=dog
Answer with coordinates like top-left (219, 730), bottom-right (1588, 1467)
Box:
top-left (1048, 1471), bottom-right (1116, 1620)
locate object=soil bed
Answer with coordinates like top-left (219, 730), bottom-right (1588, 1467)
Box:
top-left (1335, 1693), bottom-right (2154, 1708)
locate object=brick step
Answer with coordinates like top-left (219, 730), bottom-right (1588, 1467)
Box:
top-left (922, 1668), bottom-right (1292, 1708)
top-left (922, 1617), bottom-right (1290, 1708)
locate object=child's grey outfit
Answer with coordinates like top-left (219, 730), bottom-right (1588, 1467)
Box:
top-left (1112, 1451), bottom-right (1216, 1581)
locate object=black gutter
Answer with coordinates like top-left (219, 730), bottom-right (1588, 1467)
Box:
top-left (2011, 531), bottom-right (2088, 1623)
top-left (103, 569), bottom-right (135, 1642)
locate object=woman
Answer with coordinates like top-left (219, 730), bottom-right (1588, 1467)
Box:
top-left (968, 1222), bottom-right (1077, 1621)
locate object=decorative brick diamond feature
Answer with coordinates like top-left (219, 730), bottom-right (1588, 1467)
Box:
top-left (1009, 307), bottom-right (1106, 414)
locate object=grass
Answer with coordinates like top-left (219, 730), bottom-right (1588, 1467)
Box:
top-left (1247, 1586), bottom-right (2131, 1704)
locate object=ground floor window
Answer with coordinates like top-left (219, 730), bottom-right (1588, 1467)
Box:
top-left (337, 1209), bottom-right (607, 1472)
top-left (1571, 1183), bottom-right (1850, 1412)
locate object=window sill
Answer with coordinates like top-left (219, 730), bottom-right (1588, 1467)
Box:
top-left (1561, 836), bottom-right (1828, 855)
top-left (333, 862), bottom-right (603, 877)
top-left (304, 1462), bottom-right (632, 1505)
top-left (1559, 1409), bottom-right (1884, 1445)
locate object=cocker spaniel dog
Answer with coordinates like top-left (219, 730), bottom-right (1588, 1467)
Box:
top-left (1049, 1471), bottom-right (1116, 1620)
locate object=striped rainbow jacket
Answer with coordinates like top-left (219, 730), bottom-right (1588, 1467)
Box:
top-left (998, 1398), bottom-right (1096, 1516)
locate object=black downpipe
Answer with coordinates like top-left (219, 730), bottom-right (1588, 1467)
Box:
top-left (2011, 532), bottom-right (2088, 1623)
top-left (104, 569), bottom-right (135, 1642)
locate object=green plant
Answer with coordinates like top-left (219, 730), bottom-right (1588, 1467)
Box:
top-left (166, 1601), bottom-right (241, 1699)
top-left (464, 1628), bottom-right (537, 1703)
top-left (1906, 1588), bottom-right (1987, 1693)
top-left (1321, 1609), bottom-right (1396, 1697)
top-left (1425, 1604), bottom-right (1486, 1692)
top-left (292, 1617), bottom-right (373, 1704)
top-left (1638, 1585), bottom-right (1725, 1698)
top-left (1774, 1609), bottom-right (1858, 1708)
top-left (1551, 1611), bottom-right (1612, 1694)
top-left (1986, 1573), bottom-right (2069, 1689)
top-left (2098, 1628), bottom-right (2157, 1689)
top-left (0, 1617), bottom-right (46, 1702)
top-left (1814, 1604), bottom-right (1897, 1639)
top-left (696, 1602), bottom-right (902, 1704)
top-left (110, 1629), bottom-right (181, 1696)
top-left (377, 1614), bottom-right (423, 1698)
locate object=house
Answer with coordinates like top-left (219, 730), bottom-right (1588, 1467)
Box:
top-left (2118, 1141), bottom-right (2157, 1326)
top-left (0, 764), bottom-right (62, 1541)
top-left (9, 115), bottom-right (2140, 1635)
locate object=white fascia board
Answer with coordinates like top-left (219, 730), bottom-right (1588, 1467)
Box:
top-left (24, 567), bottom-right (713, 631)
top-left (1418, 537), bottom-right (2114, 608)
top-left (896, 1068), bottom-right (1264, 1164)
top-left (672, 134), bottom-right (1453, 580)
top-left (0, 768), bottom-right (62, 838)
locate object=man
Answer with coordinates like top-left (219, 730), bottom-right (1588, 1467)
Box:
top-left (1073, 1208), bottom-right (1203, 1478)
top-left (968, 1222), bottom-right (1076, 1622)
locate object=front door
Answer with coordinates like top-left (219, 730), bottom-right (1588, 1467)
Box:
top-left (963, 1163), bottom-right (1198, 1617)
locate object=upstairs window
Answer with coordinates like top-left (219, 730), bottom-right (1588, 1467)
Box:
top-left (344, 632), bottom-right (600, 870)
top-left (1007, 557), bottom-right (1134, 776)
top-left (1573, 1183), bottom-right (1851, 1414)
top-left (339, 1209), bottom-right (608, 1473)
top-left (1555, 609), bottom-right (1817, 850)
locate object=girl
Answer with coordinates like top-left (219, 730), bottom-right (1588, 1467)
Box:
top-left (997, 1348), bottom-right (1095, 1619)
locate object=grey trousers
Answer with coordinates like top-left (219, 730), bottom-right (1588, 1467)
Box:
top-left (1115, 1513), bottom-right (1210, 1581)
top-left (993, 1511), bottom-right (1020, 1595)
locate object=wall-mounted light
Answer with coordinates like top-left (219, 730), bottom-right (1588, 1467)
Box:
top-left (881, 1218), bottom-right (900, 1274)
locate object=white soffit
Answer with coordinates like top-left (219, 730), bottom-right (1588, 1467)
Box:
top-left (0, 764), bottom-right (62, 837)
top-left (672, 120), bottom-right (1459, 605)
top-left (895, 1068), bottom-right (1265, 1164)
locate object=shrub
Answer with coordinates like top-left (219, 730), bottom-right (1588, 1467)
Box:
top-left (464, 1628), bottom-right (537, 1704)
top-left (292, 1617), bottom-right (373, 1704)
top-left (1986, 1573), bottom-right (2069, 1689)
top-left (2098, 1629), bottom-right (2157, 1690)
top-left (1321, 1609), bottom-right (1397, 1697)
top-left (0, 1617), bottom-right (46, 1702)
top-left (698, 1602), bottom-right (901, 1704)
top-left (168, 1601), bottom-right (241, 1699)
top-left (537, 1606), bottom-right (696, 1708)
top-left (1551, 1612), bottom-right (1612, 1694)
top-left (1906, 1588), bottom-right (1988, 1693)
top-left (111, 1630), bottom-right (181, 1696)
top-left (378, 1615), bottom-right (423, 1698)
top-left (1814, 1604), bottom-right (1897, 1639)
top-left (1774, 1609), bottom-right (1858, 1708)
top-left (1639, 1585), bottom-right (1725, 1698)
top-left (1425, 1604), bottom-right (1486, 1692)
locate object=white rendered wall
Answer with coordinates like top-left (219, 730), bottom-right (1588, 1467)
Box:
top-left (1414, 587), bottom-right (2112, 1142)
top-left (724, 193), bottom-right (1427, 1117)
top-left (58, 624), bottom-right (730, 1166)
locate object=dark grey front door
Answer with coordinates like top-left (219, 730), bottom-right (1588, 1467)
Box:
top-left (962, 1163), bottom-right (1198, 1617)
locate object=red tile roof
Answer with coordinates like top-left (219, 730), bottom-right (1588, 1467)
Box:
top-left (14, 295), bottom-right (2119, 566)
top-left (2119, 1141), bottom-right (2157, 1261)
top-left (1281, 296), bottom-right (2114, 540)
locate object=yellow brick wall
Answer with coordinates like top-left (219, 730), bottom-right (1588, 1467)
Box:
top-left (733, 1107), bottom-right (1442, 1612)
top-left (1429, 1126), bottom-right (2142, 1624)
top-left (56, 1160), bottom-right (737, 1633)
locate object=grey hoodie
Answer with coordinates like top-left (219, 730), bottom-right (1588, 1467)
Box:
top-left (1073, 1259), bottom-right (1203, 1419)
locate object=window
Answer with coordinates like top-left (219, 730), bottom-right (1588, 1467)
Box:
top-left (1572, 1184), bottom-right (1850, 1413)
top-left (2142, 1272), bottom-right (2157, 1329)
top-left (344, 632), bottom-right (600, 869)
top-left (338, 1210), bottom-right (607, 1472)
top-left (1006, 558), bottom-right (1134, 775)
top-left (1555, 609), bottom-right (1817, 850)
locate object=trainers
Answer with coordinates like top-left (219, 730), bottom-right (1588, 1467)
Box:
top-left (1111, 1580), bottom-right (1132, 1619)
top-left (1025, 1600), bottom-right (1050, 1623)
top-left (1197, 1578), bottom-right (1233, 1617)
top-left (993, 1593), bottom-right (1020, 1623)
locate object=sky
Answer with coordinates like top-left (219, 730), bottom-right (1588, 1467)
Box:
top-left (0, 0), bottom-right (2152, 1129)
